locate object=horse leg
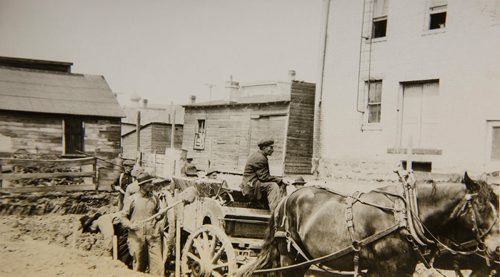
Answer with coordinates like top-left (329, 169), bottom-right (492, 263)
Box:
top-left (366, 261), bottom-right (416, 277)
top-left (276, 241), bottom-right (309, 277)
top-left (279, 254), bottom-right (308, 277)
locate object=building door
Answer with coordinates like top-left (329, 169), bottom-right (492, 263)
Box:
top-left (249, 115), bottom-right (287, 176)
top-left (400, 81), bottom-right (440, 149)
top-left (64, 118), bottom-right (84, 154)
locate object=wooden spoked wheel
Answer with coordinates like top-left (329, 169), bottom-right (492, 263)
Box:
top-left (181, 225), bottom-right (237, 277)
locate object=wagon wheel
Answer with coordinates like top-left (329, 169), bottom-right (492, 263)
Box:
top-left (181, 225), bottom-right (237, 277)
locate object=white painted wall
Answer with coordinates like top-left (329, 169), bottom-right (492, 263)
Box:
top-left (319, 0), bottom-right (500, 175)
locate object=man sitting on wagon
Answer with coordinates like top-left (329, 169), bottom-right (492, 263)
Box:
top-left (240, 139), bottom-right (286, 211)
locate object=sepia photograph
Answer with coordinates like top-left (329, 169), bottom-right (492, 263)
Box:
top-left (0, 0), bottom-right (499, 276)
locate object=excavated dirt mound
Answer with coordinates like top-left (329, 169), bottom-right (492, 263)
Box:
top-left (0, 214), bottom-right (145, 277)
top-left (0, 191), bottom-right (119, 216)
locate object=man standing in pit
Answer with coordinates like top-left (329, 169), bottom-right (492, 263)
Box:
top-left (120, 172), bottom-right (164, 275)
top-left (240, 139), bottom-right (286, 212)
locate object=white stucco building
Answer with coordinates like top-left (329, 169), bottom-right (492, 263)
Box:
top-left (317, 0), bottom-right (500, 176)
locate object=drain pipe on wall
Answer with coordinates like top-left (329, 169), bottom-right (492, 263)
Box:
top-left (356, 0), bottom-right (369, 115)
top-left (313, 0), bottom-right (332, 160)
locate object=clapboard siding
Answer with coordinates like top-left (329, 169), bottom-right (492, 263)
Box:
top-left (122, 123), bottom-right (183, 159)
top-left (0, 110), bottom-right (122, 189)
top-left (284, 81), bottom-right (316, 174)
top-left (0, 112), bottom-right (62, 157)
top-left (183, 81), bottom-right (315, 175)
top-left (183, 104), bottom-right (289, 173)
top-left (0, 111), bottom-right (121, 161)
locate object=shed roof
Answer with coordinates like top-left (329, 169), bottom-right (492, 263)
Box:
top-left (183, 94), bottom-right (290, 108)
top-left (0, 66), bottom-right (124, 118)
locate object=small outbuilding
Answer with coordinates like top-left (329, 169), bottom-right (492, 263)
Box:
top-left (182, 76), bottom-right (315, 175)
top-left (0, 56), bottom-right (124, 161)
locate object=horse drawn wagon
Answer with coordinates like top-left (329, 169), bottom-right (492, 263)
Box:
top-left (103, 169), bottom-right (498, 276)
top-left (166, 176), bottom-right (271, 277)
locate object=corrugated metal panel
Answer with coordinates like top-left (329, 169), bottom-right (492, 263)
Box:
top-left (0, 67), bottom-right (124, 118)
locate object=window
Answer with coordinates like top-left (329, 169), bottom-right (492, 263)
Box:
top-left (194, 119), bottom-right (206, 150)
top-left (429, 0), bottom-right (447, 30)
top-left (366, 80), bottom-right (382, 123)
top-left (372, 0), bottom-right (388, 38)
top-left (197, 119), bottom-right (206, 133)
top-left (491, 126), bottom-right (500, 160)
top-left (64, 118), bottom-right (84, 154)
top-left (402, 161), bottom-right (432, 172)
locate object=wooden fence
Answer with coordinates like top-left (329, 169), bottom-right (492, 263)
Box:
top-left (0, 157), bottom-right (98, 192)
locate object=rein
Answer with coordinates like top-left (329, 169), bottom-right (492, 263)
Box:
top-left (260, 174), bottom-right (499, 275)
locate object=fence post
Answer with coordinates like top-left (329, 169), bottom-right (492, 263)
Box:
top-left (94, 158), bottom-right (100, 190)
top-left (0, 164), bottom-right (2, 188)
top-left (153, 150), bottom-right (157, 176)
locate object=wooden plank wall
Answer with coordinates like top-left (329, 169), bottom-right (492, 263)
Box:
top-left (284, 81), bottom-right (316, 174)
top-left (154, 124), bottom-right (183, 152)
top-left (182, 103), bottom-right (289, 173)
top-left (0, 111), bottom-right (122, 189)
top-left (0, 112), bottom-right (62, 158)
top-left (122, 123), bottom-right (184, 160)
top-left (83, 118), bottom-right (122, 190)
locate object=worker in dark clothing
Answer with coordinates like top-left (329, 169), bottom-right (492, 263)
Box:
top-left (113, 159), bottom-right (135, 210)
top-left (240, 139), bottom-right (286, 211)
top-left (120, 172), bottom-right (164, 276)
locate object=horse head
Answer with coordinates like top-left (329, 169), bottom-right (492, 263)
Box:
top-left (461, 172), bottom-right (499, 262)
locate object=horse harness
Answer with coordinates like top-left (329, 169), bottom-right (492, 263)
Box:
top-left (261, 172), bottom-right (497, 276)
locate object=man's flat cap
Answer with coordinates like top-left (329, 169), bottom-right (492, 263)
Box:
top-left (292, 176), bottom-right (306, 185)
top-left (257, 138), bottom-right (274, 148)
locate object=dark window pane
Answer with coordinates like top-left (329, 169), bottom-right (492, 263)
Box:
top-left (492, 127), bottom-right (500, 160)
top-left (372, 19), bottom-right (387, 38)
top-left (430, 12), bottom-right (446, 29)
top-left (65, 118), bottom-right (84, 154)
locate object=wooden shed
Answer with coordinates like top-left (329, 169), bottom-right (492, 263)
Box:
top-left (182, 80), bottom-right (315, 175)
top-left (121, 122), bottom-right (183, 159)
top-left (0, 57), bottom-right (124, 182)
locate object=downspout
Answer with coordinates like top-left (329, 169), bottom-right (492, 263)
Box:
top-left (313, 0), bottom-right (332, 160)
top-left (356, 0), bottom-right (368, 114)
top-left (318, 0), bottom-right (331, 105)
top-left (357, 0), bottom-right (375, 133)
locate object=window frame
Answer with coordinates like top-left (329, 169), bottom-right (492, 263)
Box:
top-left (63, 117), bottom-right (84, 155)
top-left (193, 119), bottom-right (206, 150)
top-left (365, 80), bottom-right (383, 126)
top-left (429, 5), bottom-right (447, 30)
top-left (370, 0), bottom-right (389, 39)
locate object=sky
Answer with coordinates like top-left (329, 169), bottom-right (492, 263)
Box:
top-left (0, 0), bottom-right (324, 106)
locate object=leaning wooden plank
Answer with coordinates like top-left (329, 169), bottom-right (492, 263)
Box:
top-left (0, 157), bottom-right (95, 168)
top-left (0, 184), bottom-right (96, 193)
top-left (0, 171), bottom-right (95, 180)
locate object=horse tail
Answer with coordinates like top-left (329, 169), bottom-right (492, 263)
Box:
top-left (236, 204), bottom-right (282, 277)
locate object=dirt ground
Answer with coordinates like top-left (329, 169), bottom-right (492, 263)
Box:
top-left (0, 214), bottom-right (146, 277)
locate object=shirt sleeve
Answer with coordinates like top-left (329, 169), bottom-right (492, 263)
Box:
top-left (120, 197), bottom-right (134, 228)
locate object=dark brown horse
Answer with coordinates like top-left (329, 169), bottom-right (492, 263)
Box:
top-left (237, 173), bottom-right (499, 276)
top-left (431, 177), bottom-right (499, 277)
